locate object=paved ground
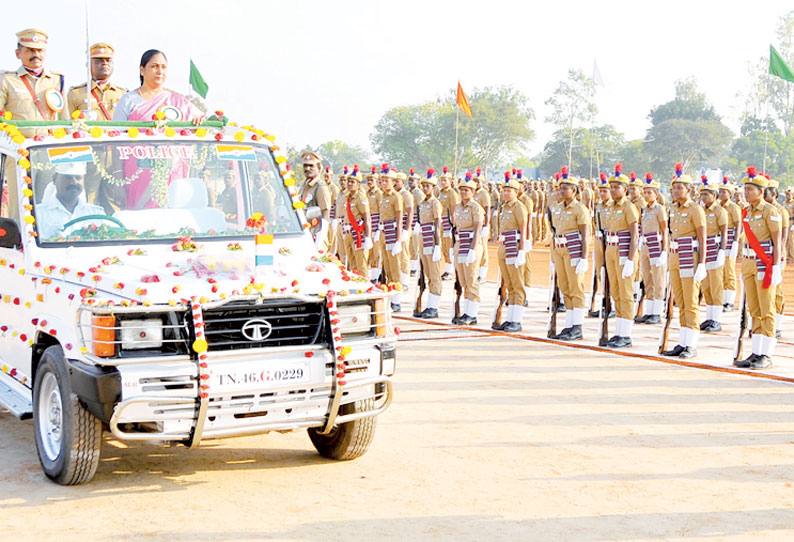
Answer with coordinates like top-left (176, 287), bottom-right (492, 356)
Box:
top-left (3, 317), bottom-right (794, 541)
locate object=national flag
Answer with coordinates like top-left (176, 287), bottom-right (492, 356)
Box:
top-left (47, 146), bottom-right (93, 164)
top-left (593, 59), bottom-right (606, 89)
top-left (769, 45), bottom-right (794, 83)
top-left (456, 81), bottom-right (472, 117)
top-left (189, 59), bottom-right (209, 99)
top-left (255, 234), bottom-right (274, 267)
top-left (217, 144), bottom-right (257, 161)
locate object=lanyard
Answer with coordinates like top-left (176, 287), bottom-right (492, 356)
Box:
top-left (20, 74), bottom-right (50, 119)
top-left (91, 87), bottom-right (112, 120)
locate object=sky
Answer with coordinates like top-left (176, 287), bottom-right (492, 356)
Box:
top-left (3, 0), bottom-right (792, 166)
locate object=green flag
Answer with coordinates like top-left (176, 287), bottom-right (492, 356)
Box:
top-left (189, 59), bottom-right (209, 99)
top-left (769, 45), bottom-right (794, 83)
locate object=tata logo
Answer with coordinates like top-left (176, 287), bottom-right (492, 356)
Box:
top-left (241, 318), bottom-right (273, 341)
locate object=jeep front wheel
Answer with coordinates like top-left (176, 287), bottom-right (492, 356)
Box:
top-left (308, 398), bottom-right (376, 460)
top-left (33, 345), bottom-right (103, 485)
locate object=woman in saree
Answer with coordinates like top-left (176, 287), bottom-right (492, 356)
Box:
top-left (114, 50), bottom-right (205, 209)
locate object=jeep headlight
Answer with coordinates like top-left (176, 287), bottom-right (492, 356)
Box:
top-left (120, 319), bottom-right (164, 350)
top-left (336, 304), bottom-right (372, 337)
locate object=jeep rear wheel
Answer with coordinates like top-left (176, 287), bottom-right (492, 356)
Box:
top-left (33, 346), bottom-right (103, 485)
top-left (308, 398), bottom-right (376, 460)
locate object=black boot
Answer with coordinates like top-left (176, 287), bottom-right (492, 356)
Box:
top-left (662, 344), bottom-right (685, 357)
top-left (733, 354), bottom-right (757, 368)
top-left (644, 314), bottom-right (662, 324)
top-left (557, 325), bottom-right (583, 341)
top-left (750, 355), bottom-right (772, 369)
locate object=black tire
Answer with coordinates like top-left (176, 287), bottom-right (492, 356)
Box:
top-left (308, 398), bottom-right (377, 460)
top-left (33, 345), bottom-right (102, 485)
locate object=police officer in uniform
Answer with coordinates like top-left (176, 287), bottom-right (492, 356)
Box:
top-left (661, 164), bottom-right (707, 358)
top-left (366, 168), bottom-right (384, 281)
top-left (415, 169), bottom-right (444, 318)
top-left (516, 170), bottom-right (535, 299)
top-left (379, 166), bottom-right (404, 311)
top-left (325, 166), bottom-right (342, 258)
top-left (340, 168), bottom-right (372, 276)
top-left (603, 163), bottom-right (639, 347)
top-left (66, 43), bottom-right (126, 120)
top-left (698, 175), bottom-right (728, 332)
top-left (589, 172), bottom-right (613, 317)
top-left (453, 177), bottom-right (485, 325)
top-left (785, 188), bottom-right (794, 262)
top-left (473, 168), bottom-right (491, 282)
top-left (437, 166), bottom-right (459, 279)
top-left (764, 177), bottom-right (788, 338)
top-left (635, 173), bottom-right (668, 324)
top-left (409, 168), bottom-right (424, 277)
top-left (719, 177), bottom-right (742, 310)
top-left (493, 177), bottom-right (528, 332)
top-left (549, 169), bottom-right (590, 340)
top-left (394, 171), bottom-right (414, 290)
top-left (734, 167), bottom-right (782, 369)
top-left (299, 151), bottom-right (332, 251)
top-left (628, 173), bottom-right (647, 302)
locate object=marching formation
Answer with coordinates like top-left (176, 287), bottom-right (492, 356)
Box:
top-left (299, 151), bottom-right (790, 370)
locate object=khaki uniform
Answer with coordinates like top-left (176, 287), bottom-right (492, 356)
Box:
top-left (639, 202), bottom-right (667, 307)
top-left (0, 66), bottom-right (66, 129)
top-left (630, 195), bottom-right (647, 287)
top-left (66, 80), bottom-right (126, 120)
top-left (786, 199), bottom-right (794, 262)
top-left (551, 199), bottom-right (590, 312)
top-left (299, 177), bottom-right (332, 251)
top-left (742, 200), bottom-right (780, 338)
top-left (367, 187), bottom-right (384, 276)
top-left (772, 201), bottom-right (789, 328)
top-left (669, 199), bottom-right (706, 330)
top-left (720, 198), bottom-right (743, 300)
top-left (604, 196), bottom-right (639, 320)
top-left (341, 190), bottom-right (370, 276)
top-left (398, 187), bottom-right (415, 280)
top-left (489, 185), bottom-right (501, 241)
top-left (454, 200), bottom-right (485, 303)
top-left (701, 201), bottom-right (728, 309)
top-left (418, 196), bottom-right (443, 296)
top-left (327, 181), bottom-right (341, 258)
top-left (498, 199), bottom-right (528, 306)
top-left (438, 187), bottom-right (460, 272)
top-left (474, 186), bottom-right (491, 276)
top-left (518, 192), bottom-right (535, 289)
top-left (593, 199), bottom-right (610, 298)
top-left (379, 188), bottom-right (404, 285)
top-left (410, 186), bottom-right (425, 265)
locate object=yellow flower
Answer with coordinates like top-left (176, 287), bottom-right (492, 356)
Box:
top-left (18, 158), bottom-right (30, 170)
top-left (196, 127), bottom-right (207, 138)
top-left (53, 127), bottom-right (66, 139)
top-left (3, 111), bottom-right (12, 121)
top-left (90, 126), bottom-right (102, 138)
top-left (128, 127), bottom-right (139, 138)
top-left (234, 131), bottom-right (245, 142)
top-left (293, 201), bottom-right (305, 209)
top-left (165, 127), bottom-right (176, 137)
top-left (275, 155), bottom-right (287, 164)
top-left (71, 110), bottom-right (82, 120)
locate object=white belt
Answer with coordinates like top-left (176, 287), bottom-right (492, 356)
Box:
top-left (553, 236), bottom-right (567, 246)
top-left (670, 240), bottom-right (699, 250)
top-left (606, 234), bottom-right (620, 244)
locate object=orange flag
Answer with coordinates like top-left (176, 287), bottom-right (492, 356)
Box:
top-left (456, 81), bottom-right (472, 117)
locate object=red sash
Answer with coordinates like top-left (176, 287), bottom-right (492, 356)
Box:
top-left (91, 87), bottom-right (112, 120)
top-left (742, 207), bottom-right (773, 289)
top-left (20, 74), bottom-right (50, 119)
top-left (346, 197), bottom-right (364, 248)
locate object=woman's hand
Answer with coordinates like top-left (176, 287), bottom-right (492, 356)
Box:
top-left (192, 115), bottom-right (205, 126)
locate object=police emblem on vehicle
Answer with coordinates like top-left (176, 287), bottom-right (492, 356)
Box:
top-left (241, 318), bottom-right (273, 341)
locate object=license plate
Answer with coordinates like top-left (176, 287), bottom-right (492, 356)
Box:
top-left (211, 361), bottom-right (311, 391)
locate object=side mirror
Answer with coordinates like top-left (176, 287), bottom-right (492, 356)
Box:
top-left (304, 206), bottom-right (322, 227)
top-left (0, 218), bottom-right (20, 249)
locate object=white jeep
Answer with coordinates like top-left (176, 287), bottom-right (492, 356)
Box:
top-left (0, 117), bottom-right (396, 484)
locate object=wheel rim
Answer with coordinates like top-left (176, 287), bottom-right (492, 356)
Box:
top-left (38, 372), bottom-right (63, 462)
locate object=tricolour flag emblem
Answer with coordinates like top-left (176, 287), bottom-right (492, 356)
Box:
top-left (48, 146), bottom-right (93, 164)
top-left (217, 144), bottom-right (256, 161)
top-left (255, 234), bottom-right (274, 266)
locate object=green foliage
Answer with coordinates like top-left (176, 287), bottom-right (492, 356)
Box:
top-left (537, 124), bottom-right (625, 177)
top-left (648, 78), bottom-right (721, 124)
top-left (544, 69), bottom-right (597, 167)
top-left (724, 130), bottom-right (794, 188)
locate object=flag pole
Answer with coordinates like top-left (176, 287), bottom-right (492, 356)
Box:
top-left (454, 103), bottom-right (460, 177)
top-left (84, 0), bottom-right (92, 116)
top-left (763, 75), bottom-right (770, 171)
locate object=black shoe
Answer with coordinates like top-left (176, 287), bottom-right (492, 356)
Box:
top-left (645, 315), bottom-right (662, 324)
top-left (451, 314), bottom-right (464, 324)
top-left (503, 322), bottom-right (523, 332)
top-left (555, 304), bottom-right (567, 313)
top-left (492, 321), bottom-right (508, 331)
top-left (607, 335), bottom-right (620, 345)
top-left (699, 320), bottom-right (712, 331)
top-left (733, 354), bottom-right (757, 368)
top-left (588, 310), bottom-right (600, 318)
top-left (703, 321), bottom-right (722, 333)
top-left (410, 270), bottom-right (416, 277)
top-left (608, 309), bottom-right (616, 318)
top-left (776, 330), bottom-right (781, 339)
top-left (723, 303), bottom-right (734, 311)
top-left (557, 325), bottom-right (583, 341)
top-left (679, 347), bottom-right (696, 358)
top-left (635, 314), bottom-right (650, 324)
top-left (662, 344), bottom-right (685, 357)
top-left (412, 308), bottom-right (423, 317)
top-left (418, 308), bottom-right (438, 319)
top-left (390, 303), bottom-right (401, 312)
top-left (750, 355), bottom-right (772, 369)
top-left (459, 315), bottom-right (477, 325)
top-left (551, 327), bottom-right (571, 339)
top-left (441, 272), bottom-right (451, 280)
top-left (608, 336), bottom-right (632, 348)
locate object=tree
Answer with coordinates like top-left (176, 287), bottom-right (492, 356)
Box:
top-left (544, 69), bottom-right (597, 169)
top-left (316, 140), bottom-right (371, 173)
top-left (724, 129), bottom-right (794, 188)
top-left (644, 78), bottom-right (733, 172)
top-left (537, 124), bottom-right (624, 178)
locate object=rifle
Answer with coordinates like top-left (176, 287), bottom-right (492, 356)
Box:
top-left (597, 212), bottom-right (611, 346)
top-left (634, 280), bottom-right (646, 320)
top-left (733, 289), bottom-right (748, 362)
top-left (453, 270), bottom-right (463, 320)
top-left (412, 258), bottom-right (426, 317)
top-left (658, 271), bottom-right (674, 354)
top-left (547, 263), bottom-right (559, 338)
top-left (588, 261), bottom-right (599, 315)
top-left (492, 268), bottom-right (506, 328)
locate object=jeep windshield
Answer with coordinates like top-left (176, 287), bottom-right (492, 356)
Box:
top-left (28, 140), bottom-right (302, 244)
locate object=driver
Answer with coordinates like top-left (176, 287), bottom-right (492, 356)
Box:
top-left (36, 162), bottom-right (105, 239)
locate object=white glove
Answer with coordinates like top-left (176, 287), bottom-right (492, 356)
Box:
top-left (574, 258), bottom-right (588, 275)
top-left (621, 258), bottom-right (635, 278)
top-left (432, 245), bottom-right (441, 262)
top-left (526, 242), bottom-right (533, 252)
top-left (465, 249), bottom-right (476, 264)
top-left (782, 259), bottom-right (788, 271)
top-left (373, 229), bottom-right (381, 242)
top-left (482, 226), bottom-right (489, 239)
top-left (391, 242), bottom-right (402, 256)
top-left (772, 264), bottom-right (783, 286)
top-left (362, 237), bottom-right (373, 251)
top-left (331, 218), bottom-right (339, 229)
top-left (694, 263), bottom-right (707, 282)
top-left (401, 229), bottom-right (409, 240)
top-left (729, 242), bottom-right (738, 260)
top-left (653, 250), bottom-right (667, 267)
top-left (514, 249), bottom-right (526, 268)
top-left (716, 249), bottom-right (726, 268)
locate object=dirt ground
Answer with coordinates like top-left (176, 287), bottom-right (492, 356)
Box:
top-left (3, 324), bottom-right (794, 541)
